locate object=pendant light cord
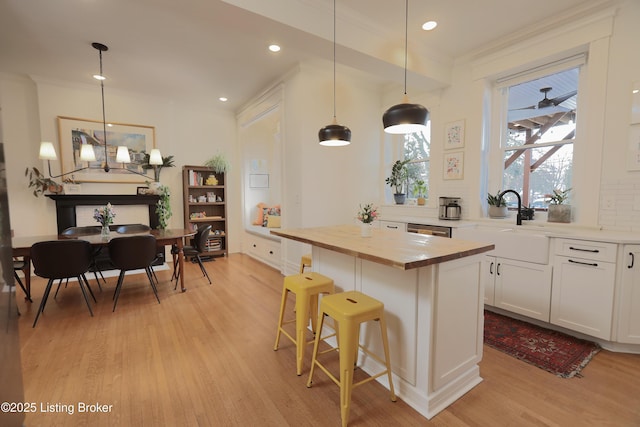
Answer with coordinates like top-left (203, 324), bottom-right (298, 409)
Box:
top-left (332, 0), bottom-right (337, 120)
top-left (403, 0), bottom-right (408, 96)
top-left (98, 48), bottom-right (110, 172)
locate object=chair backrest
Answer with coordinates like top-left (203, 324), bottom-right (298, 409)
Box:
top-left (193, 225), bottom-right (212, 253)
top-left (61, 226), bottom-right (102, 236)
top-left (108, 235), bottom-right (157, 271)
top-left (31, 240), bottom-right (92, 279)
top-left (115, 223), bottom-right (151, 234)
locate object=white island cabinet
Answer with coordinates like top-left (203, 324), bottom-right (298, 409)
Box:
top-left (271, 225), bottom-right (493, 420)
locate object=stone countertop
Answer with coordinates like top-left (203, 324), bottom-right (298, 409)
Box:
top-left (271, 224), bottom-right (494, 270)
top-left (379, 215), bottom-right (640, 244)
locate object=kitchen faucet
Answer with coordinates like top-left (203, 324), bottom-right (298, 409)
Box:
top-left (498, 189), bottom-right (522, 225)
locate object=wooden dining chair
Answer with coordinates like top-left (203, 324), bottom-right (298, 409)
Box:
top-left (108, 235), bottom-right (160, 312)
top-left (30, 240), bottom-right (96, 327)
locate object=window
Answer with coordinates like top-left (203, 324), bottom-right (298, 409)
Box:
top-left (403, 121), bottom-right (431, 199)
top-left (499, 66), bottom-right (579, 209)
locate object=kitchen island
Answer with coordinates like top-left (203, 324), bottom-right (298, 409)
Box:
top-left (271, 224), bottom-right (494, 420)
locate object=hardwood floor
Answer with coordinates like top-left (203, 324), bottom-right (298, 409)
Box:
top-left (16, 254), bottom-right (640, 426)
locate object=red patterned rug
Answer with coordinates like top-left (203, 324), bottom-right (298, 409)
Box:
top-left (484, 310), bottom-right (601, 378)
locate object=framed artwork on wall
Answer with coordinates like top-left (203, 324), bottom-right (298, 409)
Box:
top-left (443, 151), bottom-right (464, 180)
top-left (444, 119), bottom-right (465, 150)
top-left (57, 116), bottom-right (156, 183)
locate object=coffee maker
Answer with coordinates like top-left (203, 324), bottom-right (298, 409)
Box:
top-left (439, 197), bottom-right (461, 220)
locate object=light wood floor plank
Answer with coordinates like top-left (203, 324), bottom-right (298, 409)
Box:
top-left (16, 254), bottom-right (640, 426)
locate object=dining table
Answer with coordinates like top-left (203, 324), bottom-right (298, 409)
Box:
top-left (12, 228), bottom-right (197, 300)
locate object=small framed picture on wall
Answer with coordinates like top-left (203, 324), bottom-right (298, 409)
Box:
top-left (444, 119), bottom-right (465, 150)
top-left (443, 151), bottom-right (464, 180)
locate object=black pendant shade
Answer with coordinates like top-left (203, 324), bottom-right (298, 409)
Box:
top-left (318, 120), bottom-right (352, 147)
top-left (382, 0), bottom-right (428, 135)
top-left (382, 101), bottom-right (429, 134)
top-left (318, 0), bottom-right (351, 146)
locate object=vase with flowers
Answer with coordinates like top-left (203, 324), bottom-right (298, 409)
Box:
top-left (94, 203), bottom-right (116, 237)
top-left (357, 203), bottom-right (378, 237)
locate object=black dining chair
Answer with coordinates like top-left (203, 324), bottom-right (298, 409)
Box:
top-left (30, 240), bottom-right (96, 327)
top-left (108, 235), bottom-right (160, 312)
top-left (115, 224), bottom-right (163, 283)
top-left (115, 223), bottom-right (151, 234)
top-left (13, 258), bottom-right (32, 302)
top-left (61, 226), bottom-right (107, 289)
top-left (172, 224), bottom-right (212, 286)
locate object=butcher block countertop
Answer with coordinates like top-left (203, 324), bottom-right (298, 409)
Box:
top-left (271, 224), bottom-right (494, 270)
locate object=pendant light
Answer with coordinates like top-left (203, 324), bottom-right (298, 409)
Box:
top-left (318, 0), bottom-right (351, 146)
top-left (382, 0), bottom-right (428, 134)
top-left (40, 42), bottom-right (163, 179)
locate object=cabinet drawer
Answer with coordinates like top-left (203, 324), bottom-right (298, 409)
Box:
top-left (379, 221), bottom-right (406, 232)
top-left (554, 238), bottom-right (617, 262)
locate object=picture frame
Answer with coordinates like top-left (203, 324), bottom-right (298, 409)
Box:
top-left (443, 151), bottom-right (464, 180)
top-left (136, 186), bottom-right (152, 195)
top-left (444, 119), bottom-right (465, 150)
top-left (249, 174), bottom-right (269, 188)
top-left (57, 116), bottom-right (156, 183)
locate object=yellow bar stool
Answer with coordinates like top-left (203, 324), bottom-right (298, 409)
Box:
top-left (274, 272), bottom-right (334, 375)
top-left (299, 253), bottom-right (312, 273)
top-left (306, 290), bottom-right (396, 427)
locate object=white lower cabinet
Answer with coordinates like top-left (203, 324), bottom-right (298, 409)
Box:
top-left (618, 245), bottom-right (640, 344)
top-left (484, 256), bottom-right (552, 321)
top-left (551, 239), bottom-right (617, 340)
top-left (245, 233), bottom-right (281, 270)
top-left (378, 220), bottom-right (406, 232)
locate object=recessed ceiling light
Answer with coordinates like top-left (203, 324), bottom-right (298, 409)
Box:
top-left (268, 44), bottom-right (281, 52)
top-left (93, 74), bottom-right (106, 81)
top-left (633, 89), bottom-right (639, 94)
top-left (422, 21), bottom-right (437, 31)
top-left (219, 97), bottom-right (228, 102)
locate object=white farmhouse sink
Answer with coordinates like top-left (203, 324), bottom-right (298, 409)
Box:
top-left (455, 226), bottom-right (550, 264)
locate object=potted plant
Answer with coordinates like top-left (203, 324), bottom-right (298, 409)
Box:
top-left (385, 159), bottom-right (410, 204)
top-left (155, 185), bottom-right (172, 230)
top-left (412, 180), bottom-right (427, 206)
top-left (204, 153), bottom-right (230, 174)
top-left (141, 151), bottom-right (175, 182)
top-left (545, 188), bottom-right (572, 223)
top-left (521, 205), bottom-right (535, 221)
top-left (487, 190), bottom-right (508, 218)
top-left (25, 167), bottom-right (63, 197)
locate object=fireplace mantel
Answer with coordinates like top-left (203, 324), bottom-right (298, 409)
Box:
top-left (47, 194), bottom-right (161, 234)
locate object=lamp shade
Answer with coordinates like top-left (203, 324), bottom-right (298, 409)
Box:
top-left (382, 102), bottom-right (429, 134)
top-left (318, 120), bottom-right (351, 147)
top-left (39, 142), bottom-right (58, 160)
top-left (79, 144), bottom-right (97, 162)
top-left (116, 146), bottom-right (131, 163)
top-left (148, 148), bottom-right (163, 165)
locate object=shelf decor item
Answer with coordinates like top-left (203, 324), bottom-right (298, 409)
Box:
top-left (204, 153), bottom-right (230, 174)
top-left (94, 203), bottom-right (116, 237)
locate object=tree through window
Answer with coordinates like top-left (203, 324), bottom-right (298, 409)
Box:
top-left (502, 67), bottom-right (578, 209)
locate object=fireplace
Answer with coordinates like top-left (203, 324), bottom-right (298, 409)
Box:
top-left (47, 194), bottom-right (161, 234)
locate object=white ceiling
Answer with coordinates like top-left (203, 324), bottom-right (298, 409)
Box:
top-left (0, 0), bottom-right (610, 111)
